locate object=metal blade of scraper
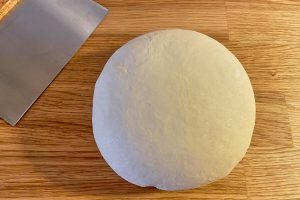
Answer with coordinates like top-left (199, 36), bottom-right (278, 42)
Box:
top-left (0, 0), bottom-right (108, 126)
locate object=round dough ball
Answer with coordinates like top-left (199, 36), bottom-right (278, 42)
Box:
top-left (93, 29), bottom-right (255, 191)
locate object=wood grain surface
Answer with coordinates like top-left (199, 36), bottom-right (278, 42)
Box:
top-left (0, 0), bottom-right (300, 199)
top-left (0, 0), bottom-right (20, 21)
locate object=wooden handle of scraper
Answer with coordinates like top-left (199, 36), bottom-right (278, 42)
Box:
top-left (0, 0), bottom-right (21, 21)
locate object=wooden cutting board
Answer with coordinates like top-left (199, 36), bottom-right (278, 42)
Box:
top-left (0, 0), bottom-right (20, 21)
top-left (0, 0), bottom-right (299, 199)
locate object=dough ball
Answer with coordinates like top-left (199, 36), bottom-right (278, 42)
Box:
top-left (93, 29), bottom-right (255, 191)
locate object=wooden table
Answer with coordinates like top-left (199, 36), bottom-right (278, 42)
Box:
top-left (0, 0), bottom-right (20, 21)
top-left (1, 0), bottom-right (300, 199)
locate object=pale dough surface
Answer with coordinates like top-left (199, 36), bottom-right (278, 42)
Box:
top-left (93, 29), bottom-right (256, 191)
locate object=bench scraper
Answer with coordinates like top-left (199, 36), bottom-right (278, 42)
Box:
top-left (0, 0), bottom-right (108, 126)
